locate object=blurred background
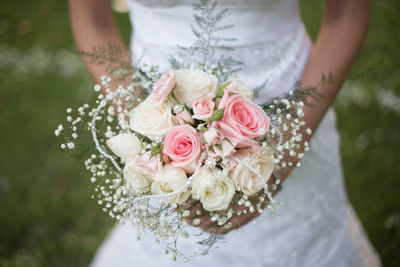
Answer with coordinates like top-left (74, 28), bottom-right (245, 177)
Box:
top-left (0, 0), bottom-right (399, 266)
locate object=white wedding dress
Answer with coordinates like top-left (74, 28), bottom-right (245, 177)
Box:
top-left (91, 0), bottom-right (382, 266)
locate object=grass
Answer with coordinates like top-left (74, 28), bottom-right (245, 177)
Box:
top-left (0, 0), bottom-right (399, 266)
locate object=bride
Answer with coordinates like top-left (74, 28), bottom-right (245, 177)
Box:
top-left (69, 0), bottom-right (381, 266)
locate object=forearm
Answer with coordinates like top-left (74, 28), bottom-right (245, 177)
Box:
top-left (278, 0), bottom-right (370, 181)
top-left (69, 0), bottom-right (130, 84)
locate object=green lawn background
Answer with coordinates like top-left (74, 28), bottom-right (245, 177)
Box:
top-left (0, 0), bottom-right (399, 266)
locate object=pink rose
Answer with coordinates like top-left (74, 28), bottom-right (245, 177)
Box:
top-left (151, 70), bottom-right (176, 104)
top-left (163, 125), bottom-right (202, 173)
top-left (174, 109), bottom-right (194, 125)
top-left (133, 152), bottom-right (162, 178)
top-left (192, 96), bottom-right (215, 121)
top-left (214, 86), bottom-right (270, 152)
top-left (203, 128), bottom-right (235, 158)
top-left (203, 128), bottom-right (220, 145)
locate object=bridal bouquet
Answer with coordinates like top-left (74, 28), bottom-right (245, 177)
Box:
top-left (109, 69), bottom-right (277, 209)
top-left (55, 0), bottom-right (315, 261)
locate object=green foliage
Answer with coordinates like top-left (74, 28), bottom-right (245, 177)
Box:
top-left (169, 0), bottom-right (243, 81)
top-left (205, 108), bottom-right (224, 124)
top-left (216, 81), bottom-right (230, 98)
top-left (80, 42), bottom-right (133, 78)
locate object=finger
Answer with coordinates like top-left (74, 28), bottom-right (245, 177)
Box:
top-left (202, 224), bottom-right (219, 234)
top-left (216, 226), bottom-right (231, 235)
top-left (198, 216), bottom-right (216, 232)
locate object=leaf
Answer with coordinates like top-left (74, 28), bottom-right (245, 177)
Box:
top-left (216, 81), bottom-right (230, 98)
top-left (150, 144), bottom-right (164, 158)
top-left (205, 108), bottom-right (224, 124)
top-left (215, 143), bottom-right (223, 151)
top-left (170, 91), bottom-right (181, 105)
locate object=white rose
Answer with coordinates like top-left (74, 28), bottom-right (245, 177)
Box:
top-left (230, 148), bottom-right (275, 196)
top-left (234, 80), bottom-right (254, 100)
top-left (130, 97), bottom-right (175, 139)
top-left (174, 69), bottom-right (218, 105)
top-left (151, 165), bottom-right (190, 205)
top-left (124, 161), bottom-right (153, 194)
top-left (192, 167), bottom-right (235, 211)
top-left (106, 133), bottom-right (141, 161)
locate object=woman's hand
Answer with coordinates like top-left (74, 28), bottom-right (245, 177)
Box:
top-left (184, 201), bottom-right (262, 235)
top-left (184, 178), bottom-right (278, 235)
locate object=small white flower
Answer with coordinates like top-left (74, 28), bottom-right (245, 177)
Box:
top-left (67, 142), bottom-right (75, 149)
top-left (193, 218), bottom-right (201, 225)
top-left (94, 84), bottom-right (101, 92)
top-left (173, 105), bottom-right (184, 114)
top-left (262, 142), bottom-right (267, 148)
top-left (297, 108), bottom-right (304, 118)
top-left (108, 106), bottom-right (115, 116)
top-left (205, 158), bottom-right (217, 168)
top-left (182, 210), bottom-right (190, 217)
top-left (60, 144), bottom-right (66, 149)
top-left (258, 127), bottom-right (267, 135)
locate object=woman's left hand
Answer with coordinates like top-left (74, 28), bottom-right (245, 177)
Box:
top-left (184, 176), bottom-right (278, 235)
top-left (184, 200), bottom-right (264, 234)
